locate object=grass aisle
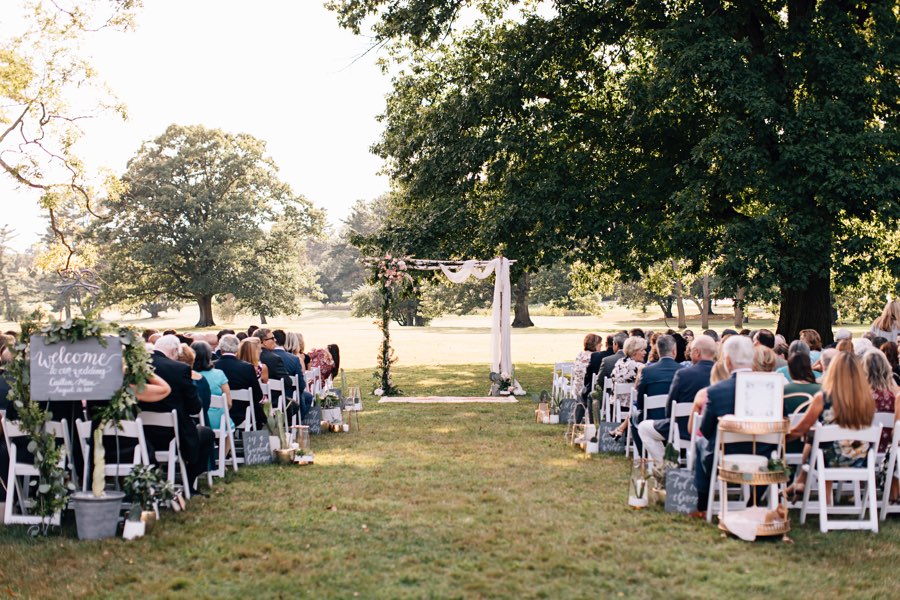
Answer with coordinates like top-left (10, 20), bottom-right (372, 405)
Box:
top-left (1, 364), bottom-right (899, 598)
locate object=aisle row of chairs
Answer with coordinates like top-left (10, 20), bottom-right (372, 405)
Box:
top-left (553, 364), bottom-right (900, 533)
top-left (2, 369), bottom-right (336, 527)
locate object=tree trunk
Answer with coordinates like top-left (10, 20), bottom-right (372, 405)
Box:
top-left (259, 313), bottom-right (268, 325)
top-left (700, 274), bottom-right (710, 330)
top-left (776, 274), bottom-right (834, 345)
top-left (512, 272), bottom-right (534, 328)
top-left (672, 263), bottom-right (687, 329)
top-left (733, 287), bottom-right (745, 329)
top-left (196, 295), bottom-right (216, 327)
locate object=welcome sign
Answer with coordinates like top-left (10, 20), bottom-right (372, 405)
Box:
top-left (30, 335), bottom-right (123, 401)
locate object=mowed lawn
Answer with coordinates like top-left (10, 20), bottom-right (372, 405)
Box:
top-left (1, 364), bottom-right (899, 599)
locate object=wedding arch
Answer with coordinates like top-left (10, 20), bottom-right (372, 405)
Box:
top-left (368, 255), bottom-right (523, 397)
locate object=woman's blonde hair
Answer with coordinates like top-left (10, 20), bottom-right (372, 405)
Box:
top-left (862, 349), bottom-right (898, 394)
top-left (822, 352), bottom-right (876, 429)
top-left (710, 360), bottom-right (730, 385)
top-left (752, 346), bottom-right (777, 373)
top-left (237, 337), bottom-right (261, 366)
top-left (623, 336), bottom-right (646, 359)
top-left (284, 332), bottom-right (301, 355)
top-left (873, 299), bottom-right (900, 332)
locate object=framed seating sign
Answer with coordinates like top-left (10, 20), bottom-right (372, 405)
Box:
top-left (734, 372), bottom-right (783, 421)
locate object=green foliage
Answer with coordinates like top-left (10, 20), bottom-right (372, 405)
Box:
top-left (5, 312), bottom-right (151, 528)
top-left (93, 124), bottom-right (324, 326)
top-left (330, 0), bottom-right (900, 342)
top-left (123, 465), bottom-right (175, 511)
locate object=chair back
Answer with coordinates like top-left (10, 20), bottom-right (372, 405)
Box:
top-left (810, 423), bottom-right (882, 446)
top-left (289, 375), bottom-right (300, 402)
top-left (668, 402), bottom-right (695, 444)
top-left (643, 394), bottom-right (668, 420)
top-left (873, 412), bottom-right (896, 431)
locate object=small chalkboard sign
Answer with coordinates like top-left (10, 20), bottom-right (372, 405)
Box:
top-left (664, 468), bottom-right (699, 514)
top-left (30, 334), bottom-right (123, 401)
top-left (597, 421), bottom-right (626, 454)
top-left (558, 398), bottom-right (577, 424)
top-left (303, 406), bottom-right (322, 435)
top-left (242, 430), bottom-right (272, 465)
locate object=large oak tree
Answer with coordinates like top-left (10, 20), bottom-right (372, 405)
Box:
top-left (330, 0), bottom-right (899, 342)
top-left (95, 124), bottom-right (323, 326)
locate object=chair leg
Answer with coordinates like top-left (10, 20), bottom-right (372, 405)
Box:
top-left (5, 467), bottom-right (16, 523)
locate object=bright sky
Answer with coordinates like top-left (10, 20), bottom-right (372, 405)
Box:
top-left (1, 0), bottom-right (392, 250)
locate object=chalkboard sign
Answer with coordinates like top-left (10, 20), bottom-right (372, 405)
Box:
top-left (30, 335), bottom-right (123, 401)
top-left (664, 468), bottom-right (699, 514)
top-left (558, 398), bottom-right (577, 424)
top-left (302, 405), bottom-right (322, 435)
top-left (597, 421), bottom-right (626, 454)
top-left (242, 430), bottom-right (273, 465)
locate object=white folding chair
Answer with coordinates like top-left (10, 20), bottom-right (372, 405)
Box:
top-left (873, 412), bottom-right (895, 464)
top-left (305, 367), bottom-right (322, 395)
top-left (3, 419), bottom-right (72, 526)
top-left (668, 402), bottom-right (696, 466)
top-left (266, 378), bottom-right (289, 434)
top-left (707, 428), bottom-right (783, 523)
top-left (799, 424), bottom-right (882, 532)
top-left (138, 410), bottom-right (192, 500)
top-left (208, 395), bottom-right (238, 478)
top-left (230, 388), bottom-right (256, 432)
top-left (640, 394), bottom-right (669, 460)
top-left (99, 418), bottom-right (151, 480)
top-left (602, 379), bottom-right (614, 421)
top-left (785, 397), bottom-right (813, 470)
top-left (879, 422), bottom-right (900, 521)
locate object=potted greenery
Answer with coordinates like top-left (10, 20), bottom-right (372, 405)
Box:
top-left (263, 400), bottom-right (293, 462)
top-left (123, 464), bottom-right (175, 529)
top-left (7, 315), bottom-right (151, 539)
top-left (548, 396), bottom-right (561, 424)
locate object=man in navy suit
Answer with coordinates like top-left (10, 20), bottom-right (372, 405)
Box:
top-left (638, 334), bottom-right (717, 462)
top-left (693, 334), bottom-right (758, 515)
top-left (214, 334), bottom-right (265, 428)
top-left (272, 329), bottom-right (312, 419)
top-left (143, 335), bottom-right (214, 495)
top-left (630, 335), bottom-right (685, 455)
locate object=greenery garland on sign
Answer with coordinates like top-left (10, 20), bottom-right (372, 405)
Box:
top-left (368, 254), bottom-right (412, 396)
top-left (5, 313), bottom-right (153, 534)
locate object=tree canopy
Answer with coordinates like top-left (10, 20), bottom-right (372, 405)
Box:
top-left (330, 0), bottom-right (899, 342)
top-left (94, 124), bottom-right (324, 326)
top-left (1, 0), bottom-right (141, 266)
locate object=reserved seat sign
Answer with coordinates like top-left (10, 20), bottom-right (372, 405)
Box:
top-left (29, 334), bottom-right (124, 401)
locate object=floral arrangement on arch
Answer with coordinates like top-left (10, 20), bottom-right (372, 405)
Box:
top-left (369, 253), bottom-right (414, 397)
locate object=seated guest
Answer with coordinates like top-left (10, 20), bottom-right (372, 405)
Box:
top-left (630, 335), bottom-right (684, 455)
top-left (594, 333), bottom-right (627, 405)
top-left (328, 343), bottom-right (341, 376)
top-left (573, 334), bottom-right (601, 399)
top-left (702, 329), bottom-right (719, 342)
top-left (309, 347), bottom-right (336, 381)
top-left (880, 342), bottom-right (900, 385)
top-left (777, 340), bottom-right (821, 382)
top-left (193, 340), bottom-right (233, 431)
top-left (861, 349), bottom-right (898, 454)
top-left (687, 360), bottom-right (730, 437)
top-left (296, 332), bottom-right (312, 370)
top-left (0, 346), bottom-right (11, 412)
top-left (639, 334), bottom-right (716, 463)
top-left (753, 329), bottom-right (775, 349)
top-left (176, 343), bottom-right (210, 428)
top-left (284, 332), bottom-right (303, 362)
top-left (142, 329), bottom-right (158, 343)
top-left (672, 332), bottom-right (688, 363)
top-left (783, 353), bottom-right (822, 414)
top-left (272, 329), bottom-right (311, 419)
top-left (580, 334), bottom-right (614, 407)
top-left (212, 330), bottom-right (234, 359)
top-left (753, 346), bottom-right (777, 373)
top-left (870, 299), bottom-right (900, 343)
top-left (694, 335), bottom-right (765, 516)
top-left (247, 325), bottom-right (259, 338)
top-left (786, 352), bottom-right (877, 500)
top-left (145, 335), bottom-right (215, 495)
top-left (238, 337), bottom-right (269, 383)
top-left (607, 336), bottom-right (647, 439)
top-left (800, 329), bottom-right (823, 364)
top-left (216, 334), bottom-right (265, 429)
top-left (236, 332), bottom-right (248, 341)
top-left (255, 329), bottom-right (296, 420)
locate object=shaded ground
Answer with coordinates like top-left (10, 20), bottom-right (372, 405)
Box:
top-left (1, 365), bottom-right (898, 599)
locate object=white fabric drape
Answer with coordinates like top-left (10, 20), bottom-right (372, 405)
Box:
top-left (440, 257), bottom-right (513, 377)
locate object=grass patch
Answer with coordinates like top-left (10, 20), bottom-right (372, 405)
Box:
top-left (1, 364), bottom-right (899, 598)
